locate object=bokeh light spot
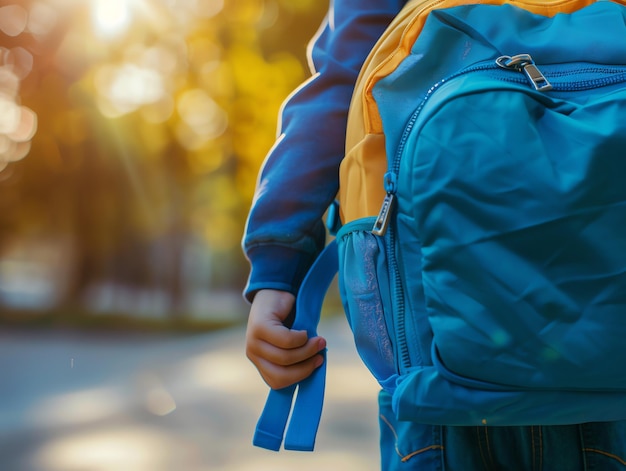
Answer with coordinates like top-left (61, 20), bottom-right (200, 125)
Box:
top-left (140, 96), bottom-right (174, 124)
top-left (0, 95), bottom-right (21, 134)
top-left (2, 140), bottom-right (31, 163)
top-left (95, 63), bottom-right (166, 117)
top-left (0, 4), bottom-right (28, 37)
top-left (27, 1), bottom-right (59, 36)
top-left (0, 135), bottom-right (12, 154)
top-left (175, 88), bottom-right (227, 149)
top-left (6, 47), bottom-right (33, 80)
top-left (9, 106), bottom-right (37, 143)
top-left (92, 0), bottom-right (132, 38)
top-left (0, 64), bottom-right (20, 96)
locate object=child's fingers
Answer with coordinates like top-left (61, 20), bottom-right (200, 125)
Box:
top-left (246, 289), bottom-right (327, 389)
top-left (254, 351), bottom-right (325, 391)
top-left (247, 289), bottom-right (307, 349)
top-left (257, 324), bottom-right (312, 350)
top-left (249, 335), bottom-right (326, 367)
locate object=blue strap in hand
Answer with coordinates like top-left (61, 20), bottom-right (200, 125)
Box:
top-left (253, 240), bottom-right (339, 452)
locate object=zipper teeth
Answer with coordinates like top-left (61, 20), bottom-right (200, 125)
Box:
top-left (393, 62), bottom-right (499, 175)
top-left (387, 223), bottom-right (411, 370)
top-left (387, 61), bottom-right (626, 373)
top-left (498, 69), bottom-right (626, 90)
top-left (549, 67), bottom-right (626, 76)
top-left (388, 62), bottom-right (495, 372)
top-left (394, 64), bottom-right (626, 173)
top-left (551, 72), bottom-right (626, 90)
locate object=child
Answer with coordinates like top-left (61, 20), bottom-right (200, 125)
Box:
top-left (242, 0), bottom-right (626, 469)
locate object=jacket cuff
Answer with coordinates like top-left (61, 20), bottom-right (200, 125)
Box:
top-left (243, 245), bottom-right (319, 303)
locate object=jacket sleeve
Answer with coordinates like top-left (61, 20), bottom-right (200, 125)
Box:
top-left (242, 0), bottom-right (407, 302)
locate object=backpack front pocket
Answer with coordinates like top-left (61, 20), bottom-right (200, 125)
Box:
top-left (336, 218), bottom-right (398, 389)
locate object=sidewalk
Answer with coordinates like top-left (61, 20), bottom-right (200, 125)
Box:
top-left (0, 316), bottom-right (381, 471)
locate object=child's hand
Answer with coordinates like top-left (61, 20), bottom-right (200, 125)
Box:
top-left (246, 289), bottom-right (326, 390)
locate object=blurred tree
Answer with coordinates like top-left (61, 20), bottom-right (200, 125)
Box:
top-left (0, 0), bottom-right (327, 319)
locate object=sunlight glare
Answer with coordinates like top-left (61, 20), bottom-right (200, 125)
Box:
top-left (92, 0), bottom-right (132, 38)
top-left (95, 63), bottom-right (165, 117)
top-left (32, 426), bottom-right (170, 471)
top-left (27, 387), bottom-right (128, 428)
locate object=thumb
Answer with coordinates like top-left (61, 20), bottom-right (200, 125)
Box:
top-left (254, 289), bottom-right (297, 326)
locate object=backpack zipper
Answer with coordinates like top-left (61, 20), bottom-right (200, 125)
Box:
top-left (372, 59), bottom-right (511, 372)
top-left (373, 55), bottom-right (626, 236)
top-left (496, 54), bottom-right (552, 91)
top-left (372, 56), bottom-right (626, 373)
top-left (371, 60), bottom-right (497, 237)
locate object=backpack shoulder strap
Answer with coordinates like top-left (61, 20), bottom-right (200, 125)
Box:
top-left (253, 240), bottom-right (339, 451)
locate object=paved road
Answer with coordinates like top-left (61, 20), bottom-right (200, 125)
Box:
top-left (0, 317), bottom-right (381, 471)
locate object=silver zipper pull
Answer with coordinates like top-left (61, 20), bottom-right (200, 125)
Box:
top-left (496, 54), bottom-right (552, 92)
top-left (372, 193), bottom-right (395, 236)
top-left (372, 171), bottom-right (398, 236)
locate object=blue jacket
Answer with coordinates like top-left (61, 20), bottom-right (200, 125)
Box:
top-left (243, 0), bottom-right (407, 301)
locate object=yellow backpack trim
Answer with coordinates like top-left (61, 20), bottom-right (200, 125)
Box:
top-left (339, 0), bottom-right (610, 223)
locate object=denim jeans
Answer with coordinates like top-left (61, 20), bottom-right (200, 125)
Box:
top-left (378, 390), bottom-right (626, 470)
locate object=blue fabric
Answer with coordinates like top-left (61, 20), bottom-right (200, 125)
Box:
top-left (378, 390), bottom-right (626, 470)
top-left (253, 384), bottom-right (296, 451)
top-left (249, 0), bottom-right (626, 462)
top-left (351, 1), bottom-right (626, 426)
top-left (336, 218), bottom-right (399, 390)
top-left (378, 390), bottom-right (444, 470)
top-left (242, 0), bottom-right (407, 301)
top-left (253, 241), bottom-right (338, 451)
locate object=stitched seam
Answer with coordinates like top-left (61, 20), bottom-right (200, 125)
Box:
top-left (380, 414), bottom-right (400, 442)
top-left (380, 413), bottom-right (404, 459)
top-left (583, 448), bottom-right (626, 466)
top-left (380, 414), bottom-right (444, 462)
top-left (400, 444), bottom-right (445, 463)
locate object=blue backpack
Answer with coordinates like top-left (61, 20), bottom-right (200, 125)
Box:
top-left (254, 0), bottom-right (626, 452)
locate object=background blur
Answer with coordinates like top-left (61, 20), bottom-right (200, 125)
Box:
top-left (0, 0), bottom-right (330, 325)
top-left (0, 0), bottom-right (382, 469)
